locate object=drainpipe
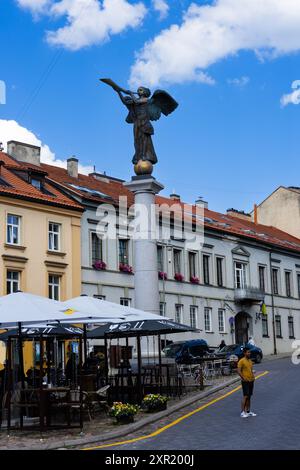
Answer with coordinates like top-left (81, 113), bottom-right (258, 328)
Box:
top-left (269, 251), bottom-right (277, 355)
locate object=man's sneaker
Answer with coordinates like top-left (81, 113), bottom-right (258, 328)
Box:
top-left (247, 411), bottom-right (257, 417)
top-left (240, 411), bottom-right (249, 418)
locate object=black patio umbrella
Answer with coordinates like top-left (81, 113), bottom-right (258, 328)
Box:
top-left (0, 324), bottom-right (83, 341)
top-left (87, 319), bottom-right (199, 339)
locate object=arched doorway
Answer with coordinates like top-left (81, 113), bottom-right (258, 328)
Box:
top-left (235, 312), bottom-right (250, 344)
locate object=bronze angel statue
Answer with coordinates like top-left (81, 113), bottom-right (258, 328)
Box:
top-left (100, 78), bottom-right (178, 174)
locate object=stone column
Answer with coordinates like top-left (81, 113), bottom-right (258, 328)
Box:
top-left (124, 176), bottom-right (164, 315)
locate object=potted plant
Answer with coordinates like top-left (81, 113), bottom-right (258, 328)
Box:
top-left (190, 276), bottom-right (200, 284)
top-left (92, 260), bottom-right (107, 270)
top-left (142, 394), bottom-right (169, 413)
top-left (109, 402), bottom-right (139, 424)
top-left (158, 271), bottom-right (168, 280)
top-left (174, 272), bottom-right (184, 282)
top-left (119, 263), bottom-right (134, 274)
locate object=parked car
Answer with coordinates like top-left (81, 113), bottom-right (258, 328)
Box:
top-left (163, 339), bottom-right (210, 364)
top-left (216, 343), bottom-right (263, 364)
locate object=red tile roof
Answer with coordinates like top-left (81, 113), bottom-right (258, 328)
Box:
top-left (0, 152), bottom-right (83, 211)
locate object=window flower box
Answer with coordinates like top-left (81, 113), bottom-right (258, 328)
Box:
top-left (190, 276), bottom-right (200, 284)
top-left (119, 263), bottom-right (133, 274)
top-left (158, 271), bottom-right (168, 280)
top-left (92, 260), bottom-right (107, 271)
top-left (174, 273), bottom-right (184, 282)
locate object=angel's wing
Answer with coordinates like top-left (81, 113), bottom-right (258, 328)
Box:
top-left (148, 90), bottom-right (178, 121)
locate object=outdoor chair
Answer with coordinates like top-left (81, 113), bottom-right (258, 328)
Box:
top-left (68, 389), bottom-right (92, 422)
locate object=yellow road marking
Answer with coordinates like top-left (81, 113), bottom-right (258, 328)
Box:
top-left (82, 371), bottom-right (269, 450)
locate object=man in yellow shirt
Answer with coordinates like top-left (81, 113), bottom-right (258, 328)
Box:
top-left (237, 347), bottom-right (256, 418)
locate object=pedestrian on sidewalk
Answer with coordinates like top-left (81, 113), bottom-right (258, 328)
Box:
top-left (237, 347), bottom-right (257, 418)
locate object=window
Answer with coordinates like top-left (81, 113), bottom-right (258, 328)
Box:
top-left (120, 297), bottom-right (131, 307)
top-left (160, 302), bottom-right (166, 317)
top-left (262, 317), bottom-right (269, 337)
top-left (48, 223), bottom-right (61, 251)
top-left (7, 214), bottom-right (20, 245)
top-left (285, 271), bottom-right (292, 297)
top-left (6, 270), bottom-right (20, 294)
top-left (204, 307), bottom-right (212, 332)
top-left (173, 249), bottom-right (182, 274)
top-left (31, 178), bottom-right (41, 190)
top-left (93, 295), bottom-right (106, 300)
top-left (188, 252), bottom-right (196, 278)
top-left (48, 275), bottom-right (60, 300)
top-left (190, 306), bottom-right (198, 329)
top-left (234, 262), bottom-right (247, 289)
top-left (218, 309), bottom-right (225, 333)
top-left (119, 239), bottom-right (129, 265)
top-left (297, 274), bottom-right (300, 298)
top-left (157, 246), bottom-right (164, 272)
top-left (216, 257), bottom-right (224, 287)
top-left (91, 232), bottom-right (103, 264)
top-left (203, 255), bottom-right (210, 285)
top-left (175, 304), bottom-right (183, 324)
top-left (275, 315), bottom-right (282, 338)
top-left (272, 268), bottom-right (279, 295)
top-left (288, 316), bottom-right (295, 339)
top-left (258, 266), bottom-right (266, 292)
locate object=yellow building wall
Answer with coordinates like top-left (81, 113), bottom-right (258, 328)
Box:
top-left (0, 197), bottom-right (83, 370)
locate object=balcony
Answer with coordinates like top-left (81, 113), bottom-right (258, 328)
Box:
top-left (234, 286), bottom-right (265, 303)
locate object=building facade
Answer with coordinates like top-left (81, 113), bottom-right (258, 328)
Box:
top-left (0, 143), bottom-right (83, 369)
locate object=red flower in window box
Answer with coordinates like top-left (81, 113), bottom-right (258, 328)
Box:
top-left (190, 276), bottom-right (200, 284)
top-left (119, 263), bottom-right (133, 274)
top-left (92, 260), bottom-right (107, 271)
top-left (174, 273), bottom-right (184, 282)
top-left (158, 271), bottom-right (168, 280)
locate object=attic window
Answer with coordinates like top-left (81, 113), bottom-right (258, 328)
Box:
top-left (31, 178), bottom-right (41, 190)
top-left (0, 176), bottom-right (9, 187)
top-left (68, 183), bottom-right (112, 200)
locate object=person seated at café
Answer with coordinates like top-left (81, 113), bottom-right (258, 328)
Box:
top-left (84, 351), bottom-right (101, 372)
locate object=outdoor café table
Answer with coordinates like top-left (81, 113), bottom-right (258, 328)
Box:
top-left (20, 387), bottom-right (72, 429)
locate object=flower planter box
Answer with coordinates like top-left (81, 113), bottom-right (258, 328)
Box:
top-left (115, 415), bottom-right (135, 425)
top-left (158, 271), bottom-right (168, 280)
top-left (145, 402), bottom-right (167, 413)
top-left (92, 260), bottom-right (107, 271)
top-left (119, 263), bottom-right (134, 274)
top-left (174, 273), bottom-right (184, 282)
top-left (190, 276), bottom-right (200, 284)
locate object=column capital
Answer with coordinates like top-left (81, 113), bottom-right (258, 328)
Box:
top-left (124, 175), bottom-right (164, 195)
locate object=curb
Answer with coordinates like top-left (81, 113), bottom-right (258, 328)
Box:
top-left (2, 376), bottom-right (241, 450)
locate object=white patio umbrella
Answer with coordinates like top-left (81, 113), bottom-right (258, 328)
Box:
top-left (0, 292), bottom-right (121, 328)
top-left (61, 296), bottom-right (169, 324)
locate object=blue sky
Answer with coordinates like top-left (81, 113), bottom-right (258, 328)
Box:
top-left (0, 0), bottom-right (300, 214)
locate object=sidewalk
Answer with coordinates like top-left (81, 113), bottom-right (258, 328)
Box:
top-left (0, 353), bottom-right (288, 450)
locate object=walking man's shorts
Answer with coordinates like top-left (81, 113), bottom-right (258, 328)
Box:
top-left (241, 380), bottom-right (254, 397)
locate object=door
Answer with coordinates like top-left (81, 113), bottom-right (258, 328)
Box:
top-left (235, 312), bottom-right (249, 344)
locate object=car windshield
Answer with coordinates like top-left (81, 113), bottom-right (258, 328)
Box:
top-left (219, 345), bottom-right (237, 352)
top-left (163, 343), bottom-right (184, 358)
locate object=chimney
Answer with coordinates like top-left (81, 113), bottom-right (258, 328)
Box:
top-left (7, 140), bottom-right (41, 166)
top-left (170, 193), bottom-right (180, 201)
top-left (67, 156), bottom-right (78, 178)
top-left (227, 208), bottom-right (251, 221)
top-left (254, 204), bottom-right (258, 225)
top-left (195, 196), bottom-right (208, 209)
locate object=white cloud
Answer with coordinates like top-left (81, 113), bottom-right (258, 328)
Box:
top-left (227, 76), bottom-right (250, 87)
top-left (0, 119), bottom-right (93, 174)
top-left (16, 0), bottom-right (51, 14)
top-left (17, 0), bottom-right (147, 50)
top-left (280, 80), bottom-right (300, 107)
top-left (152, 0), bottom-right (169, 19)
top-left (130, 0), bottom-right (300, 87)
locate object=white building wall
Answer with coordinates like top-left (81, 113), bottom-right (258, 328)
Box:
top-left (81, 205), bottom-right (300, 356)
